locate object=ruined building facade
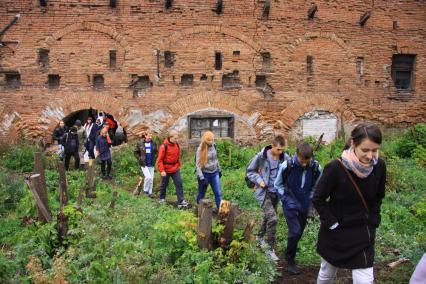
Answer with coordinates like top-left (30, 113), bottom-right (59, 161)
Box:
top-left (0, 0), bottom-right (425, 144)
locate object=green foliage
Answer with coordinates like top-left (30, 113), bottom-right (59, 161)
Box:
top-left (0, 142), bottom-right (40, 173)
top-left (0, 170), bottom-right (25, 215)
top-left (393, 123), bottom-right (426, 158)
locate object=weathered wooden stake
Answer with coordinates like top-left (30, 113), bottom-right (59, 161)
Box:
top-left (221, 203), bottom-right (239, 247)
top-left (34, 152), bottom-right (49, 204)
top-left (133, 176), bottom-right (143, 195)
top-left (243, 220), bottom-right (256, 242)
top-left (197, 199), bottom-right (213, 250)
top-left (57, 211), bottom-right (68, 243)
top-left (29, 174), bottom-right (51, 223)
top-left (76, 185), bottom-right (85, 211)
top-left (86, 159), bottom-right (96, 198)
top-left (109, 191), bottom-right (118, 209)
top-left (57, 161), bottom-right (68, 209)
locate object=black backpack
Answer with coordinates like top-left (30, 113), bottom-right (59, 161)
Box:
top-left (281, 157), bottom-right (320, 189)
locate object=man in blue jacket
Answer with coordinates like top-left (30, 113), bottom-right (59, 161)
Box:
top-left (246, 135), bottom-right (288, 261)
top-left (275, 142), bottom-right (322, 275)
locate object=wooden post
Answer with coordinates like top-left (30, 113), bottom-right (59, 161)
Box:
top-left (109, 191), bottom-right (118, 209)
top-left (133, 176), bottom-right (143, 195)
top-left (220, 203), bottom-right (238, 247)
top-left (86, 159), bottom-right (96, 198)
top-left (34, 152), bottom-right (49, 204)
top-left (28, 174), bottom-right (51, 223)
top-left (57, 211), bottom-right (68, 243)
top-left (57, 161), bottom-right (68, 209)
top-left (197, 199), bottom-right (213, 250)
top-left (76, 185), bottom-right (85, 212)
top-left (243, 220), bottom-right (256, 242)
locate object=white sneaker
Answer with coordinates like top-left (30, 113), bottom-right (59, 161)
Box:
top-left (266, 250), bottom-right (280, 262)
top-left (256, 236), bottom-right (268, 250)
top-left (178, 200), bottom-right (189, 207)
top-left (159, 198), bottom-right (166, 204)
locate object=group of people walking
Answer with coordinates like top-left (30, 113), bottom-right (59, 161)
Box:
top-left (54, 118), bottom-right (388, 283)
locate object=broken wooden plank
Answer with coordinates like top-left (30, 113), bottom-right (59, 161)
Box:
top-left (28, 174), bottom-right (51, 223)
top-left (197, 199), bottom-right (213, 250)
top-left (243, 219), bottom-right (256, 242)
top-left (133, 176), bottom-right (143, 195)
top-left (220, 203), bottom-right (238, 247)
top-left (388, 258), bottom-right (410, 269)
top-left (34, 152), bottom-right (47, 195)
top-left (86, 159), bottom-right (96, 198)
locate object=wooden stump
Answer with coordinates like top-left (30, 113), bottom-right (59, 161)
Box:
top-left (197, 199), bottom-right (213, 250)
top-left (28, 174), bottom-right (51, 223)
top-left (76, 185), bottom-right (85, 212)
top-left (57, 211), bottom-right (68, 243)
top-left (220, 203), bottom-right (239, 247)
top-left (57, 161), bottom-right (68, 209)
top-left (243, 220), bottom-right (256, 242)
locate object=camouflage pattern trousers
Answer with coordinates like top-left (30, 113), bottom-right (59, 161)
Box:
top-left (258, 191), bottom-right (279, 248)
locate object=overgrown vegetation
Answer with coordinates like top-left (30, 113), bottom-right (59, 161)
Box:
top-left (0, 125), bottom-right (425, 282)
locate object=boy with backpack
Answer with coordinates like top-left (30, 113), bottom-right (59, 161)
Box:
top-left (157, 129), bottom-right (189, 208)
top-left (246, 135), bottom-right (288, 261)
top-left (274, 142), bottom-right (322, 275)
top-left (62, 126), bottom-right (80, 170)
top-left (134, 129), bottom-right (158, 197)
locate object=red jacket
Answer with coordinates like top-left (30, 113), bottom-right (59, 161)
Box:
top-left (157, 138), bottom-right (181, 173)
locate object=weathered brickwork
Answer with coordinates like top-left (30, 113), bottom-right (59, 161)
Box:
top-left (0, 0), bottom-right (425, 144)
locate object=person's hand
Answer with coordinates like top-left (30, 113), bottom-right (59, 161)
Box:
top-left (161, 171), bottom-right (167, 177)
top-left (259, 181), bottom-right (266, 189)
top-left (219, 171), bottom-right (222, 178)
top-left (201, 178), bottom-right (209, 187)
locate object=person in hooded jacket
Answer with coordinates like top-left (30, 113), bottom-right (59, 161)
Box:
top-left (246, 135), bottom-right (288, 261)
top-left (274, 142), bottom-right (322, 275)
top-left (96, 127), bottom-right (112, 179)
top-left (157, 130), bottom-right (188, 207)
top-left (313, 123), bottom-right (386, 284)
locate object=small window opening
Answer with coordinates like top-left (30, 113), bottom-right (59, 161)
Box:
top-left (38, 48), bottom-right (49, 68)
top-left (5, 72), bottom-right (21, 88)
top-left (164, 51), bottom-right (175, 68)
top-left (109, 50), bottom-right (117, 68)
top-left (391, 54), bottom-right (415, 90)
top-left (215, 0), bottom-right (223, 15)
top-left (215, 52), bottom-right (222, 70)
top-left (40, 0), bottom-right (47, 7)
top-left (130, 75), bottom-right (151, 97)
top-left (93, 74), bottom-right (104, 89)
top-left (232, 51), bottom-right (240, 62)
top-left (165, 0), bottom-right (173, 9)
top-left (110, 0), bottom-right (117, 8)
top-left (48, 74), bottom-right (60, 89)
top-left (200, 74), bottom-right (208, 81)
top-left (222, 70), bottom-right (242, 89)
top-left (180, 74), bottom-right (194, 86)
top-left (261, 52), bottom-right (271, 71)
top-left (307, 55), bottom-right (313, 76)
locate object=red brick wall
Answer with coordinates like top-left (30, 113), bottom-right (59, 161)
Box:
top-left (0, 0), bottom-right (425, 144)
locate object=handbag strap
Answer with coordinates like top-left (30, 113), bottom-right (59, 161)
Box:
top-left (337, 159), bottom-right (369, 212)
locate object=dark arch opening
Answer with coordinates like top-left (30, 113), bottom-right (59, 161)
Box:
top-left (61, 108), bottom-right (127, 146)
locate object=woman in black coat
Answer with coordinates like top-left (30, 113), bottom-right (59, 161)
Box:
top-left (313, 123), bottom-right (386, 283)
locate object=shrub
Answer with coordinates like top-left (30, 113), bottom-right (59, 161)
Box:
top-left (0, 170), bottom-right (25, 215)
top-left (1, 142), bottom-right (40, 173)
top-left (394, 124), bottom-right (426, 158)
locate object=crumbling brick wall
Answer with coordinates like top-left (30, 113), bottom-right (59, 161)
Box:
top-left (0, 0), bottom-right (425, 144)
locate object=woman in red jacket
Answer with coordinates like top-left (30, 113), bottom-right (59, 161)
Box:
top-left (157, 130), bottom-right (188, 208)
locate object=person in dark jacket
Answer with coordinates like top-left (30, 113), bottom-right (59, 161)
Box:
top-left (246, 135), bottom-right (288, 262)
top-left (96, 127), bottom-right (112, 179)
top-left (134, 129), bottom-right (158, 196)
top-left (313, 123), bottom-right (386, 284)
top-left (62, 126), bottom-right (80, 170)
top-left (86, 118), bottom-right (101, 159)
top-left (157, 129), bottom-right (188, 208)
top-left (53, 120), bottom-right (68, 144)
top-left (275, 142), bottom-right (322, 275)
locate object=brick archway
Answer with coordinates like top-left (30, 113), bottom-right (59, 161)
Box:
top-left (161, 25), bottom-right (262, 52)
top-left (288, 32), bottom-right (354, 59)
top-left (42, 93), bottom-right (128, 142)
top-left (279, 94), bottom-right (357, 131)
top-left (43, 21), bottom-right (131, 57)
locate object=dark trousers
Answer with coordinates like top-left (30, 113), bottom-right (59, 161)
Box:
top-left (283, 207), bottom-right (307, 262)
top-left (258, 192), bottom-right (279, 248)
top-left (65, 151), bottom-right (80, 170)
top-left (101, 159), bottom-right (112, 176)
top-left (159, 170), bottom-right (184, 203)
top-left (88, 141), bottom-right (95, 159)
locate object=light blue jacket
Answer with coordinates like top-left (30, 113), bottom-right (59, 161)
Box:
top-left (246, 145), bottom-right (288, 206)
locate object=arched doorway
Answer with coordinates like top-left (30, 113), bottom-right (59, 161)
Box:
top-left (290, 110), bottom-right (339, 143)
top-left (62, 108), bottom-right (127, 146)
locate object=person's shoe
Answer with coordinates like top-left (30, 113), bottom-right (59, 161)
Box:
top-left (101, 175), bottom-right (107, 180)
top-left (159, 198), bottom-right (166, 204)
top-left (178, 200), bottom-right (189, 208)
top-left (287, 262), bottom-right (301, 275)
top-left (256, 236), bottom-right (268, 250)
top-left (266, 250), bottom-right (280, 262)
top-left (107, 174), bottom-right (113, 180)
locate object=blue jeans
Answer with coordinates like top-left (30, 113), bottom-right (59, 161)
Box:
top-left (197, 171), bottom-right (222, 208)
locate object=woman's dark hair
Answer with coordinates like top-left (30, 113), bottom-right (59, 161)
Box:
top-left (344, 122), bottom-right (382, 150)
